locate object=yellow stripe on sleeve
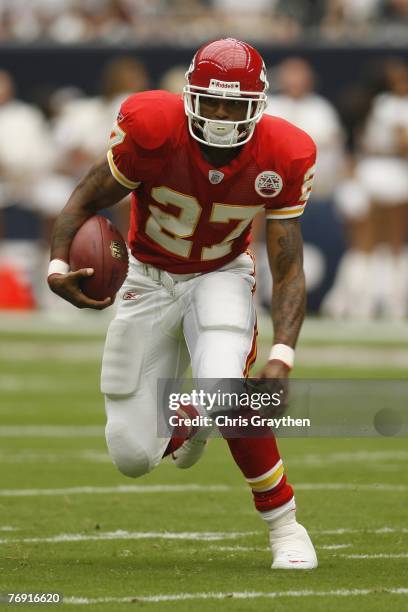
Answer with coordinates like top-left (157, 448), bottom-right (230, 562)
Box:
top-left (265, 205), bottom-right (305, 220)
top-left (107, 150), bottom-right (141, 190)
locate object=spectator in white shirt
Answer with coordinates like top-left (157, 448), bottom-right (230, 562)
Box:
top-left (267, 57), bottom-right (345, 199)
top-left (323, 58), bottom-right (408, 319)
top-left (252, 58), bottom-right (345, 310)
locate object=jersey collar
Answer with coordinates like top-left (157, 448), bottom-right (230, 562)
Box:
top-left (187, 126), bottom-right (258, 180)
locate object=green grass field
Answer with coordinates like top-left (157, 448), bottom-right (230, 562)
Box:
top-left (0, 313), bottom-right (407, 611)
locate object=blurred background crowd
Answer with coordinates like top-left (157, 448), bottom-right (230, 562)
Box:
top-left (0, 0), bottom-right (407, 45)
top-left (0, 0), bottom-right (407, 319)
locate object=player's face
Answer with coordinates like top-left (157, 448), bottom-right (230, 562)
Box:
top-left (199, 96), bottom-right (249, 121)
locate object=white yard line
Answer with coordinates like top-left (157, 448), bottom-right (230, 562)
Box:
top-left (296, 346), bottom-right (408, 368)
top-left (0, 530), bottom-right (257, 545)
top-left (1, 529), bottom-right (405, 552)
top-left (0, 451), bottom-right (111, 464)
top-left (0, 374), bottom-right (94, 392)
top-left (0, 482), bottom-right (406, 497)
top-left (0, 311), bottom-right (112, 335)
top-left (65, 588), bottom-right (408, 605)
top-left (313, 527), bottom-right (408, 535)
top-left (0, 526), bottom-right (19, 531)
top-left (208, 544), bottom-right (351, 552)
top-left (0, 426), bottom-right (104, 437)
top-left (0, 484), bottom-right (230, 497)
top-left (0, 343), bottom-right (102, 362)
top-left (299, 318), bottom-right (408, 343)
top-left (2, 341), bottom-right (408, 367)
top-left (319, 544), bottom-right (352, 550)
top-left (289, 451), bottom-right (408, 466)
top-left (207, 546), bottom-right (268, 552)
top-left (2, 449), bottom-right (407, 465)
top-left (295, 484), bottom-right (408, 492)
top-left (2, 312), bottom-right (408, 343)
top-left (343, 553), bottom-right (408, 559)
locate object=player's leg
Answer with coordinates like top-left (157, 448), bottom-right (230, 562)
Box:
top-left (173, 252), bottom-right (258, 468)
top-left (184, 253), bottom-right (257, 378)
top-left (224, 429), bottom-right (316, 569)
top-left (183, 253), bottom-right (293, 503)
top-left (183, 252), bottom-right (317, 569)
top-left (373, 202), bottom-right (408, 319)
top-left (101, 262), bottom-right (190, 478)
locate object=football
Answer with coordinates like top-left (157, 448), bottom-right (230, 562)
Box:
top-left (69, 215), bottom-right (128, 301)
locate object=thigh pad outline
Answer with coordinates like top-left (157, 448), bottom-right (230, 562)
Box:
top-left (192, 272), bottom-right (254, 333)
top-left (101, 317), bottom-right (145, 395)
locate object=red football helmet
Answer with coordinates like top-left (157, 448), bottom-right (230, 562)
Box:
top-left (184, 38), bottom-right (268, 148)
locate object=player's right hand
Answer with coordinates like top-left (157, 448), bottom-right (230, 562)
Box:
top-left (47, 269), bottom-right (111, 310)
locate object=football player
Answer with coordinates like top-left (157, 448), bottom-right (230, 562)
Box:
top-left (48, 38), bottom-right (317, 570)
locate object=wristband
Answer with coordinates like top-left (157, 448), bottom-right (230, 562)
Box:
top-left (268, 344), bottom-right (295, 369)
top-left (48, 259), bottom-right (70, 278)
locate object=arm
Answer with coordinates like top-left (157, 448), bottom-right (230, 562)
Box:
top-left (257, 217), bottom-right (306, 378)
top-left (48, 158), bottom-right (131, 309)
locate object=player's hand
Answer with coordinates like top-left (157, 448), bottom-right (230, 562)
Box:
top-left (256, 359), bottom-right (290, 380)
top-left (48, 269), bottom-right (111, 310)
top-left (248, 360), bottom-right (290, 418)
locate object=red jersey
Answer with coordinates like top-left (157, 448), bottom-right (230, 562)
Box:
top-left (107, 91), bottom-right (316, 274)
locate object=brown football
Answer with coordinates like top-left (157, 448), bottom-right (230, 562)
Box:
top-left (69, 215), bottom-right (128, 301)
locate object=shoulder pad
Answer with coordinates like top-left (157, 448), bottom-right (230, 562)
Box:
top-left (118, 91), bottom-right (184, 151)
top-left (257, 114), bottom-right (316, 165)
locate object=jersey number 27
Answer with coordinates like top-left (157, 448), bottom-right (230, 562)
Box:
top-left (146, 186), bottom-right (264, 261)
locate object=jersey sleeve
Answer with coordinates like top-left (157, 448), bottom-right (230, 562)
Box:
top-left (107, 93), bottom-right (170, 190)
top-left (264, 137), bottom-right (317, 220)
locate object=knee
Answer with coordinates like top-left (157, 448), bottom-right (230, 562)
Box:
top-left (105, 420), bottom-right (154, 478)
top-left (194, 333), bottom-right (244, 377)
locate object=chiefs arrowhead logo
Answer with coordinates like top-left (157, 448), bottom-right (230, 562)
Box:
top-left (255, 171), bottom-right (283, 198)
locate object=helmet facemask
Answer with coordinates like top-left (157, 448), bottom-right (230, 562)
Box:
top-left (183, 84), bottom-right (267, 148)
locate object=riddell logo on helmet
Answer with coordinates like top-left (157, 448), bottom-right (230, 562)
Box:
top-left (209, 79), bottom-right (240, 91)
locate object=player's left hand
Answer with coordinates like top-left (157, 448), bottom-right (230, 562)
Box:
top-left (256, 359), bottom-right (290, 381)
top-left (248, 360), bottom-right (290, 418)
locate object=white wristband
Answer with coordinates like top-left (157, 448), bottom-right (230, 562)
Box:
top-left (268, 344), bottom-right (295, 369)
top-left (48, 259), bottom-right (70, 278)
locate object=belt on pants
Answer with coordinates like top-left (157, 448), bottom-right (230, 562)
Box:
top-left (140, 263), bottom-right (202, 293)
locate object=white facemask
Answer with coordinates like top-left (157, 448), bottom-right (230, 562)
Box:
top-left (183, 87), bottom-right (267, 149)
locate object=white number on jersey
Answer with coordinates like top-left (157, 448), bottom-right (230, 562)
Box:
top-left (300, 164), bottom-right (316, 204)
top-left (145, 186), bottom-right (263, 260)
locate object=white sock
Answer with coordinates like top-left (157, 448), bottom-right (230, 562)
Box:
top-left (260, 497), bottom-right (296, 528)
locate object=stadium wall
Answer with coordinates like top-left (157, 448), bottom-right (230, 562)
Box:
top-left (1, 45), bottom-right (407, 103)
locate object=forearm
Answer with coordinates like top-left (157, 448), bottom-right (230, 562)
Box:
top-left (50, 159), bottom-right (129, 261)
top-left (271, 268), bottom-right (306, 348)
top-left (50, 207), bottom-right (92, 262)
top-left (266, 218), bottom-right (306, 350)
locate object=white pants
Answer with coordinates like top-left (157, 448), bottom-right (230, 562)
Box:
top-left (101, 252), bottom-right (257, 478)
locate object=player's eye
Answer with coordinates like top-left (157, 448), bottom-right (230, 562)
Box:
top-left (225, 100), bottom-right (243, 110)
top-left (201, 97), bottom-right (219, 109)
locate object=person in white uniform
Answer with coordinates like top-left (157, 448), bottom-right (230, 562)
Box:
top-left (47, 38), bottom-right (318, 570)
